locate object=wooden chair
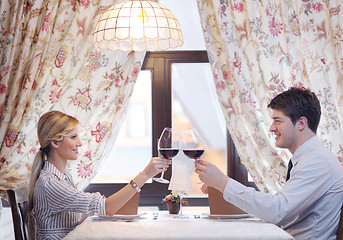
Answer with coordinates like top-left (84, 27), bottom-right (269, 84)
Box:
top-left (337, 204), bottom-right (343, 240)
top-left (115, 192), bottom-right (140, 215)
top-left (6, 190), bottom-right (28, 240)
top-left (207, 186), bottom-right (246, 215)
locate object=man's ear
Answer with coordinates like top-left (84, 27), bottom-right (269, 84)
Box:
top-left (297, 116), bottom-right (308, 131)
top-left (50, 140), bottom-right (60, 149)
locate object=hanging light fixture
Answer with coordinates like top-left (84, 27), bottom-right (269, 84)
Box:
top-left (93, 0), bottom-right (184, 52)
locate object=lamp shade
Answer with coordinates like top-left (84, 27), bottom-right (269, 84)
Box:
top-left (93, 0), bottom-right (184, 52)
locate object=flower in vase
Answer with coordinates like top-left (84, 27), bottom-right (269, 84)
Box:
top-left (162, 191), bottom-right (189, 206)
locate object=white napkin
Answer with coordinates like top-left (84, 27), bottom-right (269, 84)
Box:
top-left (168, 153), bottom-right (194, 193)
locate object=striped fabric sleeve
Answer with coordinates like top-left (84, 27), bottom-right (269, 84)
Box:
top-left (45, 177), bottom-right (106, 216)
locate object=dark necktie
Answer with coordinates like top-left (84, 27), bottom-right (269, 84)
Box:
top-left (286, 160), bottom-right (293, 181)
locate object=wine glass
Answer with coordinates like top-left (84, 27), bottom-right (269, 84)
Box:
top-left (175, 190), bottom-right (188, 219)
top-left (182, 129), bottom-right (205, 185)
top-left (182, 129), bottom-right (205, 161)
top-left (153, 127), bottom-right (180, 184)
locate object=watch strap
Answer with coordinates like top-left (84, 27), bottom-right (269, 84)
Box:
top-left (130, 180), bottom-right (141, 192)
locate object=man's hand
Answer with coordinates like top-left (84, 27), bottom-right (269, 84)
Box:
top-left (195, 160), bottom-right (229, 192)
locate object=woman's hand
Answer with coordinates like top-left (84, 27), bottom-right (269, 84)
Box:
top-left (142, 157), bottom-right (172, 179)
top-left (195, 160), bottom-right (229, 192)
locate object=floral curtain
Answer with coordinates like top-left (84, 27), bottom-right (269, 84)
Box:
top-left (197, 0), bottom-right (343, 193)
top-left (0, 0), bottom-right (145, 197)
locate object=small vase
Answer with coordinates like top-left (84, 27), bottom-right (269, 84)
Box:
top-left (167, 203), bottom-right (180, 214)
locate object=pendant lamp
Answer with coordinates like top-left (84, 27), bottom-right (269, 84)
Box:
top-left (93, 0), bottom-right (184, 52)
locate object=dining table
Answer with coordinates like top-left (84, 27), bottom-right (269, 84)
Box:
top-left (63, 207), bottom-right (294, 240)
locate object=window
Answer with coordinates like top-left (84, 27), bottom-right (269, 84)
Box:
top-left (86, 0), bottom-right (256, 206)
top-left (171, 62), bottom-right (227, 196)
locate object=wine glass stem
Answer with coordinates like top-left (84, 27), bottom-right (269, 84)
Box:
top-left (160, 171), bottom-right (165, 179)
top-left (179, 195), bottom-right (183, 219)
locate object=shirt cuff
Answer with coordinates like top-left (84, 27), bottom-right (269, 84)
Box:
top-left (99, 196), bottom-right (106, 216)
top-left (89, 192), bottom-right (106, 216)
top-left (223, 178), bottom-right (247, 203)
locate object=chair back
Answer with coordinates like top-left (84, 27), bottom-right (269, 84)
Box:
top-left (337, 205), bottom-right (343, 240)
top-left (208, 186), bottom-right (246, 215)
top-left (115, 192), bottom-right (140, 215)
top-left (6, 190), bottom-right (28, 240)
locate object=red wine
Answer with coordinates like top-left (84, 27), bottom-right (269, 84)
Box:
top-left (159, 148), bottom-right (179, 159)
top-left (183, 149), bottom-right (204, 159)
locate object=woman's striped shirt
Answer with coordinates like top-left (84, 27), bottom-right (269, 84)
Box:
top-left (32, 161), bottom-right (106, 240)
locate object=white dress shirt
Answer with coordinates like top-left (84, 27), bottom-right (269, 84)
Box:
top-left (223, 136), bottom-right (343, 240)
top-left (32, 161), bottom-right (106, 240)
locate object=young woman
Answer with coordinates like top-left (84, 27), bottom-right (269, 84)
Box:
top-left (28, 110), bottom-right (171, 240)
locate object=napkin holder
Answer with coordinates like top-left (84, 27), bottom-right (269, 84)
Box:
top-left (115, 192), bottom-right (139, 215)
top-left (208, 186), bottom-right (246, 215)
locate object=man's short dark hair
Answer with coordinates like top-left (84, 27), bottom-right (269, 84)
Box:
top-left (267, 87), bottom-right (321, 133)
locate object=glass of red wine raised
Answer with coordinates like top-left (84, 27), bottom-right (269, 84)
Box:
top-left (153, 127), bottom-right (180, 184)
top-left (182, 129), bottom-right (204, 162)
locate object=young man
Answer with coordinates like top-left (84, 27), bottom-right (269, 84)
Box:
top-left (195, 87), bottom-right (343, 239)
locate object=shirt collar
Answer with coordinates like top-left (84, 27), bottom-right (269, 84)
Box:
top-left (291, 136), bottom-right (319, 166)
top-left (44, 161), bottom-right (68, 181)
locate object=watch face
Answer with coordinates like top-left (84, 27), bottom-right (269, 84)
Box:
top-left (130, 180), bottom-right (140, 192)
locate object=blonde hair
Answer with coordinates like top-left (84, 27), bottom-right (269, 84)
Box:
top-left (28, 111), bottom-right (79, 240)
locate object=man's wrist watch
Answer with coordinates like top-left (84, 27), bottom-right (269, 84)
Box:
top-left (130, 180), bottom-right (141, 192)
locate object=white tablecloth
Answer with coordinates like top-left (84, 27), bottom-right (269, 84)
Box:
top-left (63, 210), bottom-right (294, 240)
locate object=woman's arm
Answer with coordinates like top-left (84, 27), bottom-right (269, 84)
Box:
top-left (104, 157), bottom-right (171, 215)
